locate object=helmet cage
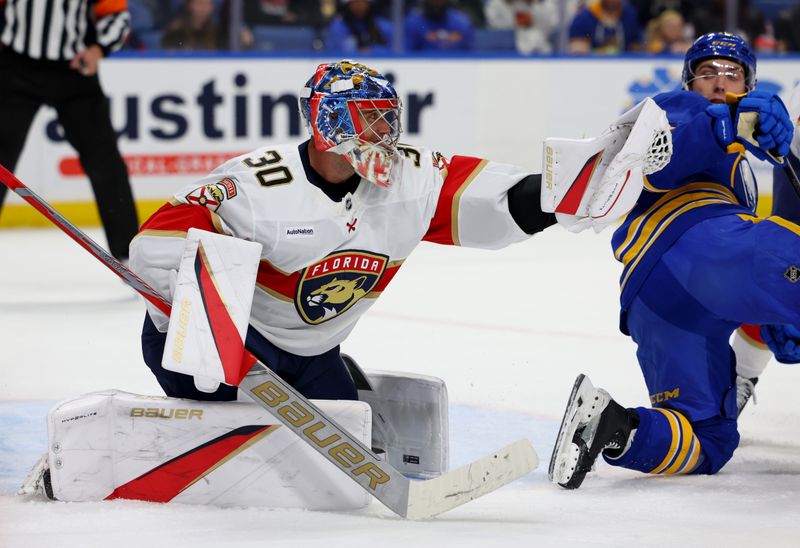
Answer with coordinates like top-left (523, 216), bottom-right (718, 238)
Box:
top-left (309, 95), bottom-right (402, 153)
top-left (299, 61), bottom-right (403, 188)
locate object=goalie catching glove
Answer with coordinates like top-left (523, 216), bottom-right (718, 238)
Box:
top-left (541, 97), bottom-right (672, 233)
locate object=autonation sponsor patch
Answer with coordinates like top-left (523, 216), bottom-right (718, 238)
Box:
top-left (286, 226), bottom-right (315, 239)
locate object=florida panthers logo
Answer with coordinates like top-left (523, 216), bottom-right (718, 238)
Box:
top-left (185, 181), bottom-right (234, 212)
top-left (296, 251), bottom-right (388, 324)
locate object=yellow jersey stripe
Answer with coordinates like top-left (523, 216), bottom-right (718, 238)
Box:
top-left (678, 437), bottom-right (702, 474)
top-left (614, 183), bottom-right (737, 261)
top-left (619, 197), bottom-right (737, 294)
top-left (766, 216), bottom-right (800, 237)
top-left (650, 408), bottom-right (681, 474)
top-left (729, 152), bottom-right (744, 189)
top-left (663, 410), bottom-right (695, 475)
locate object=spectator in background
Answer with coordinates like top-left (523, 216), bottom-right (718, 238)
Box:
top-left (568, 0), bottom-right (642, 54)
top-left (405, 0), bottom-right (475, 51)
top-left (689, 0), bottom-right (771, 52)
top-left (775, 4), bottom-right (800, 53)
top-left (163, 0), bottom-right (253, 50)
top-left (455, 0), bottom-right (487, 28)
top-left (244, 0), bottom-right (298, 24)
top-left (162, 0), bottom-right (224, 49)
top-left (628, 0), bottom-right (692, 31)
top-left (325, 0), bottom-right (393, 53)
top-left (644, 9), bottom-right (690, 54)
top-left (484, 0), bottom-right (557, 54)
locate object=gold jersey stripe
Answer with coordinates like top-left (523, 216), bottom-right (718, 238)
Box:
top-left (450, 159), bottom-right (488, 246)
top-left (614, 183), bottom-right (737, 262)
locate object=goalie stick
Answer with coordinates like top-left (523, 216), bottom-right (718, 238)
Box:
top-left (0, 164), bottom-right (538, 520)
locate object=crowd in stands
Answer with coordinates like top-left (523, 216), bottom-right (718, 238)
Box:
top-left (124, 0), bottom-right (800, 55)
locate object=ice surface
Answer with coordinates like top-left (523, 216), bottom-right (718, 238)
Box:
top-left (1, 227), bottom-right (799, 547)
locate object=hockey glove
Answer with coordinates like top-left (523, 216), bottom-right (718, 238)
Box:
top-left (760, 323), bottom-right (800, 364)
top-left (706, 103), bottom-right (735, 148)
top-left (542, 97), bottom-right (672, 233)
top-left (734, 90), bottom-right (794, 165)
top-left (788, 82), bottom-right (800, 159)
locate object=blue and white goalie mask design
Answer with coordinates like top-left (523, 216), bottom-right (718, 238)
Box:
top-left (299, 60), bottom-right (403, 188)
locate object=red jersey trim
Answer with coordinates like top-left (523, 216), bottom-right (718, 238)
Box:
top-left (738, 324), bottom-right (766, 346)
top-left (256, 258), bottom-right (405, 301)
top-left (424, 156), bottom-right (487, 246)
top-left (136, 202), bottom-right (227, 239)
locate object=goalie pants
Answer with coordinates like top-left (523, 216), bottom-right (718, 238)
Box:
top-left (609, 212), bottom-right (800, 476)
top-left (0, 49), bottom-right (138, 260)
top-left (141, 313), bottom-right (358, 401)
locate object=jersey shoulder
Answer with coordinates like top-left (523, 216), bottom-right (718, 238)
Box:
top-left (216, 143), bottom-right (305, 187)
top-left (174, 143), bottom-right (310, 219)
top-left (653, 89), bottom-right (710, 123)
top-left (390, 142), bottom-right (448, 196)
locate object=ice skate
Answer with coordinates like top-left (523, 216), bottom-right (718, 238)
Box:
top-left (736, 375), bottom-right (758, 417)
top-left (18, 452), bottom-right (54, 500)
top-left (549, 374), bottom-right (634, 489)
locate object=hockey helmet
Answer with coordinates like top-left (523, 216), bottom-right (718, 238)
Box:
top-left (682, 32), bottom-right (756, 91)
top-left (299, 60), bottom-right (402, 188)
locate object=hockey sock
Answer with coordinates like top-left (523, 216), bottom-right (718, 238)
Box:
top-left (602, 407), bottom-right (703, 475)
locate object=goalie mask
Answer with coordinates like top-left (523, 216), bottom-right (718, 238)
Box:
top-left (682, 32), bottom-right (756, 92)
top-left (299, 60), bottom-right (402, 188)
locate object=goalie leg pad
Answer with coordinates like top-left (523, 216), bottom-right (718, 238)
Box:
top-left (343, 355), bottom-right (449, 479)
top-left (43, 390), bottom-right (371, 510)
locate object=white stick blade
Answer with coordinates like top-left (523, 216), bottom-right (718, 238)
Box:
top-left (404, 439), bottom-right (538, 520)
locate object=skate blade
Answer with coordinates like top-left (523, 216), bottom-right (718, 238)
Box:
top-left (548, 374), bottom-right (599, 485)
top-left (18, 453), bottom-right (49, 497)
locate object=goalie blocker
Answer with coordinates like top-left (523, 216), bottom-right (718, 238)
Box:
top-left (23, 366), bottom-right (448, 509)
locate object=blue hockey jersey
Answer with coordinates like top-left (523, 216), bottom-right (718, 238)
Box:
top-left (612, 90), bottom-right (758, 315)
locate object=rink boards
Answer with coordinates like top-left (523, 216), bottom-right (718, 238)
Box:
top-left (1, 55), bottom-right (798, 226)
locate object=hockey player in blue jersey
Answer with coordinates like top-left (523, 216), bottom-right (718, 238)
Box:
top-left (549, 32), bottom-right (797, 489)
top-left (733, 82), bottom-right (800, 415)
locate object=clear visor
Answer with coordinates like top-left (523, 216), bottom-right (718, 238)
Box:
top-left (687, 60), bottom-right (746, 86)
top-left (349, 98), bottom-right (402, 152)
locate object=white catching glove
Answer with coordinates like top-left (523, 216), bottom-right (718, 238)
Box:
top-left (541, 97), bottom-right (672, 233)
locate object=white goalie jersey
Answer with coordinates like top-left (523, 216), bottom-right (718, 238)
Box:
top-left (129, 141), bottom-right (531, 356)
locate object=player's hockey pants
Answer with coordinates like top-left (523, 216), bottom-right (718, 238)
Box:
top-left (608, 212), bottom-right (800, 475)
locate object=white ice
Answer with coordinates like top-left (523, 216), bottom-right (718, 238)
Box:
top-left (1, 226), bottom-right (799, 548)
